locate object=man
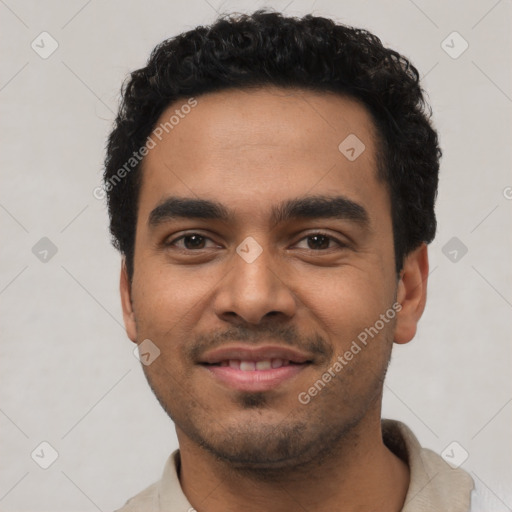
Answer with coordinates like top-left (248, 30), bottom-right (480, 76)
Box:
top-left (103, 10), bottom-right (481, 511)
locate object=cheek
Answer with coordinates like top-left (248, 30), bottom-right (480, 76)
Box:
top-left (131, 262), bottom-right (209, 337)
top-left (297, 265), bottom-right (393, 340)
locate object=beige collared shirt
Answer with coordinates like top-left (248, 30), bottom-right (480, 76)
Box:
top-left (114, 419), bottom-right (476, 511)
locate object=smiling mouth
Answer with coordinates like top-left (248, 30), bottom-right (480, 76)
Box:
top-left (204, 358), bottom-right (309, 371)
top-left (201, 358), bottom-right (312, 392)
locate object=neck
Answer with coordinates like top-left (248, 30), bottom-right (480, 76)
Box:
top-left (176, 414), bottom-right (410, 512)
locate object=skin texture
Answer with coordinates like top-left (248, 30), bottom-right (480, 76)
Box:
top-left (120, 87), bottom-right (429, 511)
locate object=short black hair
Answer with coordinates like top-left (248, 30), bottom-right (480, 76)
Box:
top-left (103, 9), bottom-right (440, 280)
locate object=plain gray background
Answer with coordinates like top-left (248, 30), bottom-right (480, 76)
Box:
top-left (1, 0), bottom-right (511, 510)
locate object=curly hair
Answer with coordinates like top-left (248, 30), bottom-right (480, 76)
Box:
top-left (103, 9), bottom-right (440, 280)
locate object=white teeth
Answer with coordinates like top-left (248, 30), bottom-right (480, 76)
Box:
top-left (221, 359), bottom-right (290, 370)
top-left (240, 361), bottom-right (256, 371)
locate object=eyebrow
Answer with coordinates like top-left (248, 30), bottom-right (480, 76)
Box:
top-left (148, 194), bottom-right (369, 229)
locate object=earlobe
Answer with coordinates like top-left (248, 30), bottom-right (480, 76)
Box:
top-left (394, 243), bottom-right (429, 345)
top-left (120, 258), bottom-right (138, 343)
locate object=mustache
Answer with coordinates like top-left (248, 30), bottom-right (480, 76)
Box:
top-left (187, 324), bottom-right (333, 362)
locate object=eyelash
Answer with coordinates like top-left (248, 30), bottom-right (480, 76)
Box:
top-left (165, 231), bottom-right (347, 252)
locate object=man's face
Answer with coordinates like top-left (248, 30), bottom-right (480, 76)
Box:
top-left (122, 87), bottom-right (405, 468)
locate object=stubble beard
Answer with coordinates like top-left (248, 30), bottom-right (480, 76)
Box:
top-left (144, 351), bottom-right (391, 482)
top-left (137, 307), bottom-right (396, 481)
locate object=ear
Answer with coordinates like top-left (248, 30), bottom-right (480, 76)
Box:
top-left (394, 243), bottom-right (429, 345)
top-left (120, 258), bottom-right (138, 344)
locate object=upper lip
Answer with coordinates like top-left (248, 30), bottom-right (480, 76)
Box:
top-left (199, 344), bottom-right (313, 364)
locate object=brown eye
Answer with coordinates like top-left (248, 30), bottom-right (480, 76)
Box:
top-left (295, 232), bottom-right (345, 251)
top-left (182, 235), bottom-right (206, 249)
top-left (166, 233), bottom-right (216, 250)
top-left (306, 234), bottom-right (330, 250)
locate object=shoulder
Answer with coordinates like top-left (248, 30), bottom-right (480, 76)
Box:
top-left (112, 449), bottom-right (189, 512)
top-left (113, 481), bottom-right (159, 511)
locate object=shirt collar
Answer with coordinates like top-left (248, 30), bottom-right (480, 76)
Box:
top-left (382, 419), bottom-right (474, 511)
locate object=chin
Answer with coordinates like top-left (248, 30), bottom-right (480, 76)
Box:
top-left (196, 417), bottom-right (346, 473)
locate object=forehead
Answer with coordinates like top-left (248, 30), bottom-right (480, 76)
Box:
top-left (137, 87), bottom-right (386, 226)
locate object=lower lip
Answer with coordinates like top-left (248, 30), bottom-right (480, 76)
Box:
top-left (202, 364), bottom-right (309, 392)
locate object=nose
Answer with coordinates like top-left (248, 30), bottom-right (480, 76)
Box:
top-left (212, 240), bottom-right (297, 325)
